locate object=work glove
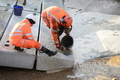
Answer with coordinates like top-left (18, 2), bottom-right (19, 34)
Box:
top-left (14, 46), bottom-right (24, 52)
top-left (47, 51), bottom-right (57, 56)
top-left (40, 46), bottom-right (57, 56)
top-left (55, 44), bottom-right (60, 49)
top-left (55, 44), bottom-right (65, 51)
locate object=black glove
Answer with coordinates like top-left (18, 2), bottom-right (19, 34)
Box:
top-left (47, 51), bottom-right (57, 56)
top-left (40, 46), bottom-right (57, 56)
top-left (14, 46), bottom-right (24, 52)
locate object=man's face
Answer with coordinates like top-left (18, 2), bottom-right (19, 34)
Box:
top-left (61, 22), bottom-right (66, 27)
top-left (30, 24), bottom-right (33, 27)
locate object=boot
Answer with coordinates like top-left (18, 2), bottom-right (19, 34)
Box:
top-left (39, 46), bottom-right (57, 56)
top-left (14, 46), bottom-right (24, 52)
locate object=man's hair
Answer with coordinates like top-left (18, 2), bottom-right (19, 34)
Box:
top-left (27, 18), bottom-right (36, 24)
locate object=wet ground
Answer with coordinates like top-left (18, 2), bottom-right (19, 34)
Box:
top-left (0, 66), bottom-right (73, 80)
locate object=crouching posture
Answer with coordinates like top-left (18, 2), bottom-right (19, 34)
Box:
top-left (9, 14), bottom-right (57, 56)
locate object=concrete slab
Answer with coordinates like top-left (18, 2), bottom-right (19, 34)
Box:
top-left (36, 1), bottom-right (74, 70)
top-left (0, 0), bottom-right (16, 8)
top-left (0, 7), bottom-right (12, 39)
top-left (36, 52), bottom-right (74, 70)
top-left (42, 0), bottom-right (64, 9)
top-left (0, 49), bottom-right (36, 69)
top-left (0, 5), bottom-right (41, 69)
top-left (36, 22), bottom-right (74, 70)
top-left (17, 0), bottom-right (42, 12)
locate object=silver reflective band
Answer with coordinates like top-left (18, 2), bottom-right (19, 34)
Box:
top-left (25, 33), bottom-right (32, 36)
top-left (12, 30), bottom-right (22, 32)
top-left (17, 23), bottom-right (27, 30)
top-left (47, 6), bottom-right (60, 23)
top-left (50, 28), bottom-right (58, 32)
top-left (10, 23), bottom-right (27, 37)
top-left (10, 34), bottom-right (22, 37)
top-left (28, 37), bottom-right (34, 39)
top-left (42, 17), bottom-right (47, 20)
top-left (54, 41), bottom-right (59, 44)
top-left (48, 12), bottom-right (60, 23)
top-left (22, 39), bottom-right (25, 46)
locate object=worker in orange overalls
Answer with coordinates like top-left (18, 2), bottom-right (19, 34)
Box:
top-left (41, 6), bottom-right (73, 49)
top-left (9, 14), bottom-right (57, 56)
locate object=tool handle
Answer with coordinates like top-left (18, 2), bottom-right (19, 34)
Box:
top-left (23, 0), bottom-right (26, 5)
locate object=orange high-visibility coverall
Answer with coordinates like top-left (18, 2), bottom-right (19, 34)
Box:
top-left (41, 6), bottom-right (70, 45)
top-left (9, 19), bottom-right (41, 49)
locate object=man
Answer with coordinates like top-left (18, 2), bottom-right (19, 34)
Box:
top-left (9, 14), bottom-right (57, 56)
top-left (41, 6), bottom-right (73, 50)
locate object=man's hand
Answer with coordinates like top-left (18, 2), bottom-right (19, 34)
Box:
top-left (55, 44), bottom-right (60, 49)
top-left (55, 44), bottom-right (65, 51)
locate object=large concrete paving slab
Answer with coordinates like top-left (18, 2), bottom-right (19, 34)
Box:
top-left (0, 7), bottom-right (13, 40)
top-left (42, 0), bottom-right (64, 9)
top-left (36, 1), bottom-right (74, 71)
top-left (36, 52), bottom-right (74, 70)
top-left (0, 3), bottom-right (41, 69)
top-left (0, 0), bottom-right (16, 8)
top-left (36, 22), bottom-right (74, 70)
top-left (17, 0), bottom-right (42, 12)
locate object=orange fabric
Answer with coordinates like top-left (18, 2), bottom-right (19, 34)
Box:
top-left (9, 19), bottom-right (41, 49)
top-left (41, 6), bottom-right (70, 45)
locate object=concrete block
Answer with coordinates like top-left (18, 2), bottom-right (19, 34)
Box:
top-left (36, 22), bottom-right (74, 70)
top-left (36, 52), bottom-right (74, 70)
top-left (0, 48), bottom-right (36, 69)
top-left (0, 9), bottom-right (41, 69)
top-left (0, 39), bottom-right (36, 69)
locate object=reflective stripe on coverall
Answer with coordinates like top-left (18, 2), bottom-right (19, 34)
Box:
top-left (41, 6), bottom-right (70, 45)
top-left (9, 19), bottom-right (41, 49)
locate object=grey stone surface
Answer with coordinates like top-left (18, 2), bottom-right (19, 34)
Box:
top-left (36, 52), bottom-right (74, 70)
top-left (42, 0), bottom-right (64, 9)
top-left (0, 0), bottom-right (16, 8)
top-left (17, 0), bottom-right (42, 12)
top-left (0, 7), bottom-right (12, 39)
top-left (0, 49), bottom-right (36, 69)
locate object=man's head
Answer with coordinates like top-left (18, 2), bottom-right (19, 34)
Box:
top-left (60, 15), bottom-right (73, 35)
top-left (26, 14), bottom-right (36, 25)
top-left (60, 15), bottom-right (73, 28)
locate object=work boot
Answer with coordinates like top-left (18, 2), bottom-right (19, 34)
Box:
top-left (14, 46), bottom-right (24, 52)
top-left (39, 46), bottom-right (57, 56)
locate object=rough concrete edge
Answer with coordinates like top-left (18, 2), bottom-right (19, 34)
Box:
top-left (0, 50), bottom-right (36, 69)
top-left (36, 52), bottom-right (74, 71)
